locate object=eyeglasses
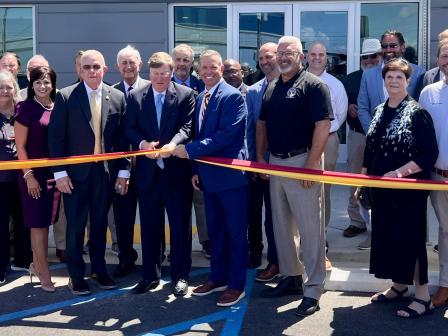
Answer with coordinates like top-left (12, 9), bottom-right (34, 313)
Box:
top-left (82, 64), bottom-right (102, 71)
top-left (381, 43), bottom-right (399, 49)
top-left (223, 69), bottom-right (242, 75)
top-left (361, 54), bottom-right (379, 60)
top-left (275, 51), bottom-right (299, 58)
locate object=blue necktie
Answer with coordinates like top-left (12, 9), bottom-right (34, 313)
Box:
top-left (156, 94), bottom-right (163, 128)
top-left (155, 94), bottom-right (164, 169)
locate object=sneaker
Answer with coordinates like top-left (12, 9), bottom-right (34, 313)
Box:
top-left (217, 289), bottom-right (245, 307)
top-left (325, 257), bottom-right (332, 272)
top-left (343, 225), bottom-right (367, 238)
top-left (358, 235), bottom-right (371, 250)
top-left (192, 281), bottom-right (227, 296)
top-left (111, 243), bottom-right (119, 255)
top-left (255, 264), bottom-right (281, 282)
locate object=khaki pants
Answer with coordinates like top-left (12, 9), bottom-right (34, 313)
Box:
top-left (322, 132), bottom-right (340, 227)
top-left (430, 172), bottom-right (448, 287)
top-left (346, 128), bottom-right (367, 228)
top-left (269, 153), bottom-right (326, 300)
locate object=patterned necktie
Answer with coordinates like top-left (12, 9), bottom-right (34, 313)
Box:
top-left (127, 85), bottom-right (133, 97)
top-left (90, 91), bottom-right (101, 154)
top-left (155, 94), bottom-right (164, 169)
top-left (199, 92), bottom-right (211, 130)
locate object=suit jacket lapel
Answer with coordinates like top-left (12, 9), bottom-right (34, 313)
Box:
top-left (201, 82), bottom-right (222, 135)
top-left (376, 66), bottom-right (385, 102)
top-left (101, 86), bottom-right (110, 134)
top-left (160, 83), bottom-right (176, 136)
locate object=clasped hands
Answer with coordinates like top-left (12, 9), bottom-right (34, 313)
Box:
top-left (141, 140), bottom-right (188, 159)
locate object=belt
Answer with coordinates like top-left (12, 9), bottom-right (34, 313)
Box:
top-left (433, 168), bottom-right (448, 178)
top-left (271, 148), bottom-right (307, 159)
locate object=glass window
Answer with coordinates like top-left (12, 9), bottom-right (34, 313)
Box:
top-left (0, 7), bottom-right (33, 75)
top-left (239, 12), bottom-right (284, 69)
top-left (300, 11), bottom-right (348, 79)
top-left (361, 3), bottom-right (419, 63)
top-left (174, 6), bottom-right (227, 60)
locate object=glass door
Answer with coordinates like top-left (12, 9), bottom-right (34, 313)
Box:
top-left (294, 3), bottom-right (356, 162)
top-left (231, 5), bottom-right (292, 74)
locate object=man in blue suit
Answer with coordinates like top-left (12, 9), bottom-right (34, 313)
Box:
top-left (125, 52), bottom-right (195, 296)
top-left (358, 30), bottom-right (425, 133)
top-left (173, 49), bottom-right (249, 307)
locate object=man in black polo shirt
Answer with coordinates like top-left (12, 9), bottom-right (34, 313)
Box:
top-left (256, 35), bottom-right (333, 317)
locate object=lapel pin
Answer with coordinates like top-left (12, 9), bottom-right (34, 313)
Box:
top-left (105, 95), bottom-right (110, 101)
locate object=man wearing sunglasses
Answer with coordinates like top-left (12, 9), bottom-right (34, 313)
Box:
top-left (341, 39), bottom-right (381, 248)
top-left (357, 30), bottom-right (425, 135)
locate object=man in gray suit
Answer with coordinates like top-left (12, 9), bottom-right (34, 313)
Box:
top-left (358, 30), bottom-right (425, 134)
top-left (111, 45), bottom-right (150, 278)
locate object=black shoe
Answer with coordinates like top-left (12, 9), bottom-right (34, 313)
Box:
top-left (260, 275), bottom-right (303, 298)
top-left (132, 279), bottom-right (160, 294)
top-left (296, 297), bottom-right (320, 317)
top-left (113, 262), bottom-right (135, 278)
top-left (172, 279), bottom-right (189, 296)
top-left (91, 273), bottom-right (117, 290)
top-left (248, 252), bottom-right (262, 269)
top-left (343, 225), bottom-right (367, 238)
top-left (68, 277), bottom-right (91, 295)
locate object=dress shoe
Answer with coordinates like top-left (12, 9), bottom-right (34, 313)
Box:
top-left (432, 286), bottom-right (448, 307)
top-left (192, 281), bottom-right (227, 296)
top-left (248, 252), bottom-right (262, 269)
top-left (56, 249), bottom-right (66, 263)
top-left (296, 297), bottom-right (320, 317)
top-left (217, 289), bottom-right (245, 307)
top-left (113, 262), bottom-right (135, 278)
top-left (68, 277), bottom-right (91, 295)
top-left (91, 273), bottom-right (117, 290)
top-left (132, 279), bottom-right (160, 294)
top-left (255, 264), bottom-right (281, 282)
top-left (260, 275), bottom-right (303, 298)
top-left (172, 279), bottom-right (189, 296)
top-left (343, 225), bottom-right (367, 238)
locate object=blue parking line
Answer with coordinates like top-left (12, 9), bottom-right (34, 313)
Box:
top-left (144, 269), bottom-right (256, 336)
top-left (0, 267), bottom-right (210, 324)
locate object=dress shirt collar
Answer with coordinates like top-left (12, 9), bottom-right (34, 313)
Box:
top-left (84, 82), bottom-right (103, 99)
top-left (205, 78), bottom-right (223, 97)
top-left (152, 87), bottom-right (167, 103)
top-left (173, 73), bottom-right (190, 87)
top-left (124, 77), bottom-right (141, 94)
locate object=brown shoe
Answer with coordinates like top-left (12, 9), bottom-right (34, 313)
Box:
top-left (255, 264), bottom-right (281, 282)
top-left (217, 289), bottom-right (245, 307)
top-left (192, 281), bottom-right (227, 296)
top-left (432, 286), bottom-right (448, 307)
top-left (325, 257), bottom-right (332, 272)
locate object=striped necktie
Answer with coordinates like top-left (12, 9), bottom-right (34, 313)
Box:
top-left (199, 92), bottom-right (211, 130)
top-left (127, 85), bottom-right (133, 97)
top-left (90, 91), bottom-right (101, 154)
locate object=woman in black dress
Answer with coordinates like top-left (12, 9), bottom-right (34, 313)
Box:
top-left (362, 58), bottom-right (438, 318)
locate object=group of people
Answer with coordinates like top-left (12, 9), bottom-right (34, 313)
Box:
top-left (1, 26), bottom-right (448, 319)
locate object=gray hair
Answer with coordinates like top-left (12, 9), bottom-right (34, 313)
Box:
top-left (26, 54), bottom-right (49, 68)
top-left (307, 41), bottom-right (327, 54)
top-left (116, 45), bottom-right (142, 65)
top-left (278, 36), bottom-right (303, 54)
top-left (0, 70), bottom-right (19, 103)
top-left (199, 50), bottom-right (223, 65)
top-left (172, 44), bottom-right (195, 61)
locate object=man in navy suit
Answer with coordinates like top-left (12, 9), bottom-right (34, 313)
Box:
top-left (173, 50), bottom-right (249, 307)
top-left (111, 45), bottom-right (150, 278)
top-left (125, 52), bottom-right (194, 296)
top-left (358, 30), bottom-right (425, 134)
top-left (48, 50), bottom-right (129, 295)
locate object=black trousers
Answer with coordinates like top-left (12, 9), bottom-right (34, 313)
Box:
top-left (0, 181), bottom-right (29, 273)
top-left (248, 176), bottom-right (278, 265)
top-left (64, 163), bottom-right (110, 279)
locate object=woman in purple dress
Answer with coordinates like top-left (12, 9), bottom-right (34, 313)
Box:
top-left (14, 66), bottom-right (57, 292)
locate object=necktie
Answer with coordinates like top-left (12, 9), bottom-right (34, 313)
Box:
top-left (181, 82), bottom-right (187, 86)
top-left (90, 91), bottom-right (101, 154)
top-left (155, 94), bottom-right (164, 169)
top-left (127, 85), bottom-right (133, 97)
top-left (199, 92), bottom-right (211, 130)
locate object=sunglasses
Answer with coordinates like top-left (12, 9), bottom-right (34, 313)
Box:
top-left (82, 64), bottom-right (102, 71)
top-left (381, 43), bottom-right (399, 49)
top-left (361, 54), bottom-right (379, 60)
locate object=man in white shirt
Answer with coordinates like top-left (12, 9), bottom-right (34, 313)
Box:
top-left (306, 42), bottom-right (348, 271)
top-left (418, 38), bottom-right (448, 309)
